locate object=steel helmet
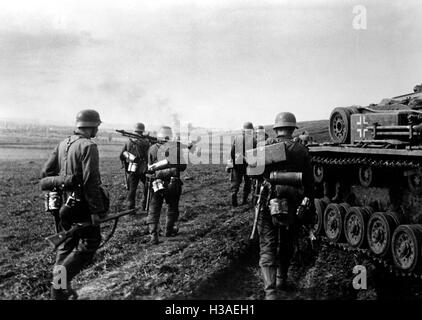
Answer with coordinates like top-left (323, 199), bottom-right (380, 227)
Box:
top-left (243, 122), bottom-right (254, 130)
top-left (134, 122), bottom-right (145, 133)
top-left (256, 125), bottom-right (265, 131)
top-left (76, 109), bottom-right (102, 128)
top-left (157, 126), bottom-right (173, 141)
top-left (273, 112), bottom-right (297, 130)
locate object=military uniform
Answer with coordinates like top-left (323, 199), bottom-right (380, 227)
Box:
top-left (230, 124), bottom-right (257, 206)
top-left (42, 130), bottom-right (106, 298)
top-left (120, 137), bottom-right (150, 210)
top-left (256, 112), bottom-right (314, 300)
top-left (147, 136), bottom-right (187, 244)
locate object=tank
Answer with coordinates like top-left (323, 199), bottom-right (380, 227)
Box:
top-left (308, 85), bottom-right (422, 277)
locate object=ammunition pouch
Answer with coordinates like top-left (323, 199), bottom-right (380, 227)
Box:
top-left (40, 175), bottom-right (79, 191)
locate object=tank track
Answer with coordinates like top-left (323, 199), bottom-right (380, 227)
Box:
top-left (318, 236), bottom-right (422, 279)
top-left (310, 153), bottom-right (422, 279)
top-left (311, 155), bottom-right (420, 169)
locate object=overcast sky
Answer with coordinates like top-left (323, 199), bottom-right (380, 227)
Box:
top-left (0, 0), bottom-right (421, 130)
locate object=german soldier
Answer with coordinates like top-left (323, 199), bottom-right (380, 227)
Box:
top-left (257, 112), bottom-right (314, 300)
top-left (255, 125), bottom-right (269, 143)
top-left (230, 122), bottom-right (257, 207)
top-left (120, 122), bottom-right (150, 210)
top-left (146, 126), bottom-right (187, 244)
top-left (41, 109), bottom-right (108, 300)
top-left (294, 130), bottom-right (312, 147)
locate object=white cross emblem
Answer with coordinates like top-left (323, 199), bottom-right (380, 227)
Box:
top-left (356, 115), bottom-right (369, 138)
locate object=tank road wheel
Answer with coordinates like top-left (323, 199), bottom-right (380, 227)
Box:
top-left (324, 203), bottom-right (350, 243)
top-left (329, 107), bottom-right (358, 144)
top-left (407, 170), bottom-right (422, 195)
top-left (313, 163), bottom-right (324, 184)
top-left (313, 198), bottom-right (329, 235)
top-left (367, 212), bottom-right (401, 257)
top-left (358, 166), bottom-right (373, 187)
top-left (392, 225), bottom-right (422, 272)
top-left (344, 207), bottom-right (373, 248)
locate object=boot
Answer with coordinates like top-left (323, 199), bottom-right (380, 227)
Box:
top-left (50, 284), bottom-right (78, 300)
top-left (148, 224), bottom-right (159, 245)
top-left (276, 268), bottom-right (294, 291)
top-left (165, 227), bottom-right (178, 237)
top-left (165, 222), bottom-right (179, 237)
top-left (261, 267), bottom-right (278, 300)
top-left (231, 193), bottom-right (238, 207)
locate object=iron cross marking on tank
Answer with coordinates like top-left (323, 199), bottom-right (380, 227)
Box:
top-left (356, 115), bottom-right (369, 138)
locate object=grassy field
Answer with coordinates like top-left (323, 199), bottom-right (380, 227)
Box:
top-left (4, 119), bottom-right (420, 300)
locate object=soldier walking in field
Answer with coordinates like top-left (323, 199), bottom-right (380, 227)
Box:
top-left (257, 112), bottom-right (315, 300)
top-left (229, 122), bottom-right (257, 207)
top-left (41, 109), bottom-right (109, 300)
top-left (146, 126), bottom-right (187, 244)
top-left (120, 123), bottom-right (150, 210)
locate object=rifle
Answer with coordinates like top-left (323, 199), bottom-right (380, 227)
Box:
top-left (116, 129), bottom-right (158, 144)
top-left (116, 129), bottom-right (199, 150)
top-left (145, 174), bottom-right (153, 216)
top-left (250, 180), bottom-right (271, 240)
top-left (45, 208), bottom-right (138, 250)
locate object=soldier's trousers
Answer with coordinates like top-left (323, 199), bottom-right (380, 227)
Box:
top-left (230, 166), bottom-right (251, 198)
top-left (54, 225), bottom-right (101, 283)
top-left (147, 180), bottom-right (182, 231)
top-left (257, 209), bottom-right (298, 278)
top-left (127, 173), bottom-right (147, 209)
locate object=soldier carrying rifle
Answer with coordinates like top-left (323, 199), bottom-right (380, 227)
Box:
top-left (41, 109), bottom-right (109, 300)
top-left (119, 123), bottom-right (150, 210)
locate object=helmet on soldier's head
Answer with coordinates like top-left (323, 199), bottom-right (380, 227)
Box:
top-left (256, 125), bottom-right (265, 131)
top-left (243, 122), bottom-right (254, 130)
top-left (76, 109), bottom-right (102, 128)
top-left (134, 122), bottom-right (145, 133)
top-left (273, 112), bottom-right (297, 130)
top-left (157, 126), bottom-right (173, 141)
